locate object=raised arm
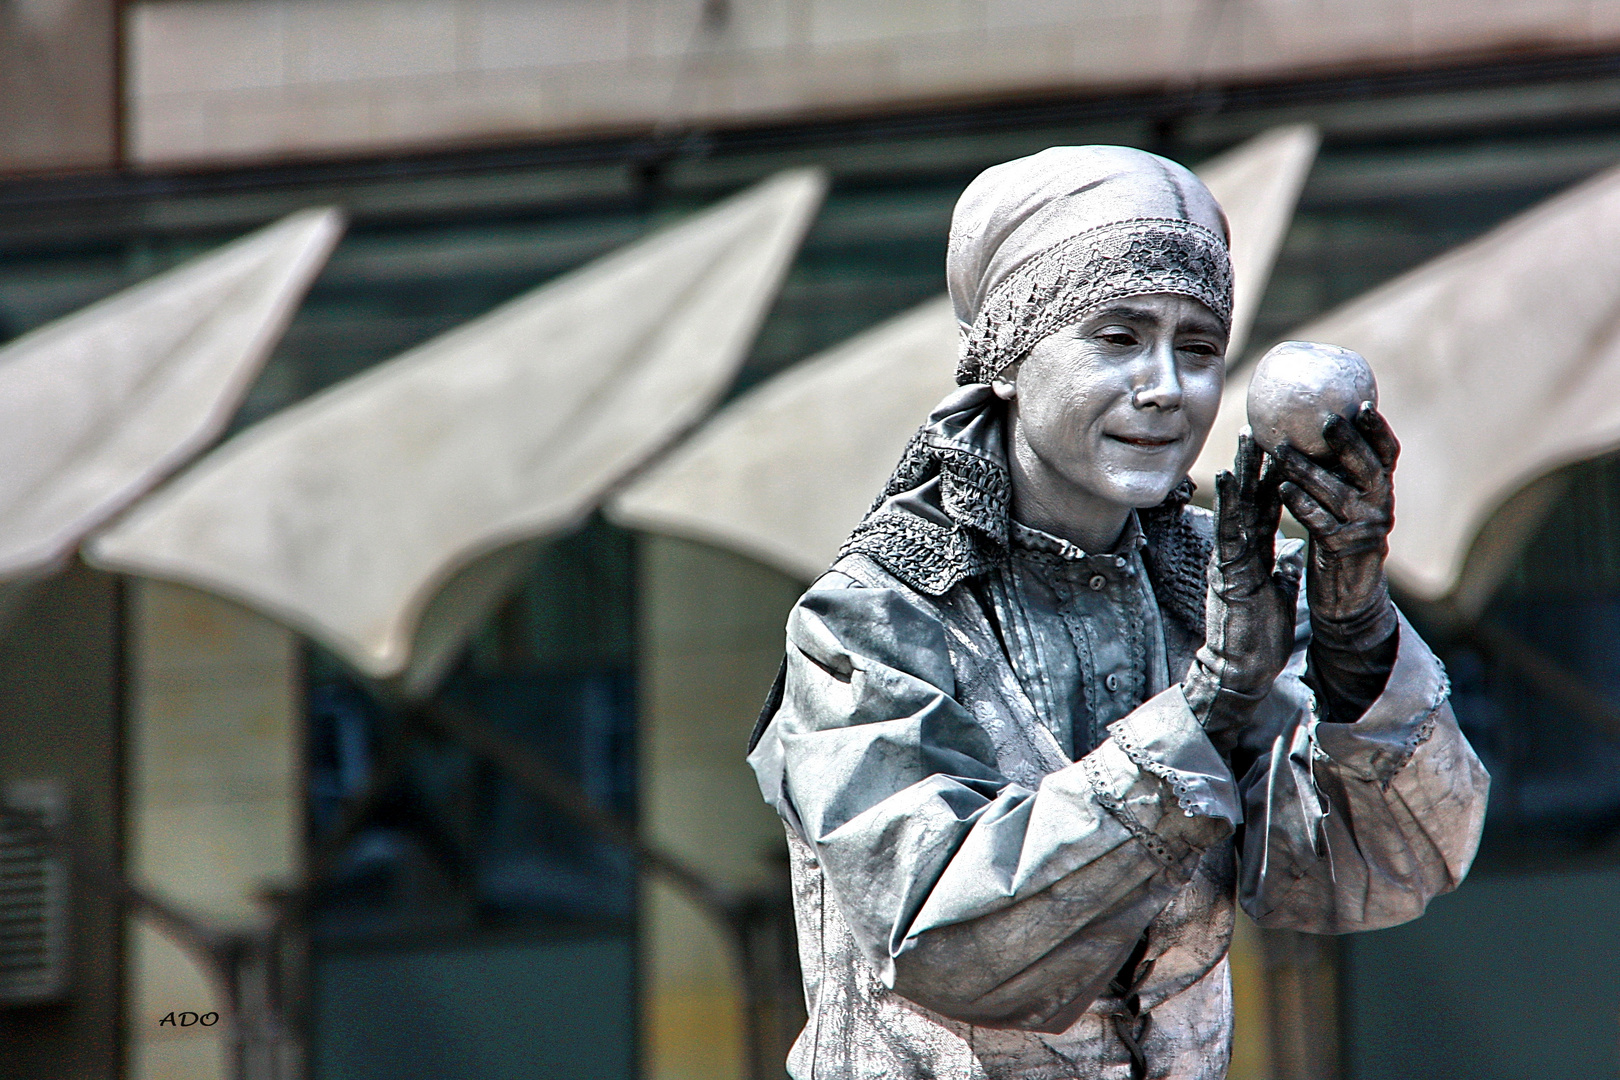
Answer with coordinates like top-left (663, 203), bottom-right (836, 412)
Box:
top-left (748, 574), bottom-right (1238, 1033)
top-left (1248, 401), bottom-right (1490, 930)
top-left (1234, 606), bottom-right (1488, 931)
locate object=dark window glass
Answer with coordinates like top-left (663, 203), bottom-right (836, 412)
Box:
top-left (1439, 457), bottom-right (1620, 864)
top-left (305, 518), bottom-right (638, 940)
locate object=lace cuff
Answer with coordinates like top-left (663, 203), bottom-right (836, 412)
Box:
top-left (1106, 688), bottom-right (1242, 826)
top-left (1310, 610), bottom-right (1450, 784)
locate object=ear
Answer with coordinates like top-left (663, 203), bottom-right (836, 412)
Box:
top-left (990, 361), bottom-right (1020, 401)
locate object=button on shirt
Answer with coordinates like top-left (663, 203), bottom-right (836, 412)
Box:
top-left (748, 384), bottom-right (1490, 1080)
top-left (989, 516), bottom-right (1171, 759)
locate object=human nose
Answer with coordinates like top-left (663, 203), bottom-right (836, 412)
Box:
top-left (1131, 337), bottom-right (1183, 410)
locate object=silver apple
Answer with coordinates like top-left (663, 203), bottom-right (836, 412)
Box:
top-left (1245, 340), bottom-right (1378, 459)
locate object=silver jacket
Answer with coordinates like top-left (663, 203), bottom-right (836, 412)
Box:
top-left (747, 388), bottom-right (1490, 1080)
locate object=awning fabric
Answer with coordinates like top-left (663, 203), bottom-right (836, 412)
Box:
top-left (606, 128), bottom-right (1319, 581)
top-left (1194, 159), bottom-right (1620, 614)
top-left (88, 171), bottom-right (827, 687)
top-left (1196, 125), bottom-right (1320, 363)
top-left (610, 293), bottom-right (961, 581)
top-left (0, 208), bottom-right (342, 581)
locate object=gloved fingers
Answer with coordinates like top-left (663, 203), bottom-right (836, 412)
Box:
top-left (1251, 471), bottom-right (1282, 574)
top-left (1322, 414), bottom-right (1385, 492)
top-left (1278, 480), bottom-right (1341, 538)
top-left (1354, 402), bottom-right (1401, 471)
top-left (1213, 468), bottom-right (1249, 561)
top-left (1244, 434), bottom-right (1288, 573)
top-left (1273, 445), bottom-right (1354, 519)
top-left (1273, 536), bottom-right (1306, 593)
top-left (1254, 452), bottom-right (1285, 540)
top-left (1233, 432), bottom-right (1264, 516)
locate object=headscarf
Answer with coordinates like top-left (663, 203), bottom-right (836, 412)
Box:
top-left (947, 146), bottom-right (1234, 385)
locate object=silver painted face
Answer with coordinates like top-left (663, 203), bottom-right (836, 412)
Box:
top-left (994, 292), bottom-right (1227, 530)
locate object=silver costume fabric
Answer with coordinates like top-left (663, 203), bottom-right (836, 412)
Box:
top-left (747, 388), bottom-right (1490, 1080)
top-left (947, 147), bottom-right (1235, 385)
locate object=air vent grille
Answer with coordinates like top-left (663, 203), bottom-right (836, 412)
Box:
top-left (0, 782), bottom-right (70, 1006)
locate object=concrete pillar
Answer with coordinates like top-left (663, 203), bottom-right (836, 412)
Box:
top-left (1262, 928), bottom-right (1343, 1080)
top-left (123, 580), bottom-right (302, 1080)
top-left (637, 536), bottom-right (804, 1080)
top-left (1227, 913), bottom-right (1275, 1080)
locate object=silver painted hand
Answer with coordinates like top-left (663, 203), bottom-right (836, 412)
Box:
top-left (1274, 403), bottom-right (1400, 652)
top-left (1184, 433), bottom-right (1304, 755)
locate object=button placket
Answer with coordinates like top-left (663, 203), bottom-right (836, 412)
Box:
top-left (1015, 538), bottom-right (1155, 754)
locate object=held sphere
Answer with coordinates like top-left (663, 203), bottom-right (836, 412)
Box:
top-left (1245, 340), bottom-right (1377, 459)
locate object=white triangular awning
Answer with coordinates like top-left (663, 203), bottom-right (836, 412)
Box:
top-left (1195, 159), bottom-right (1620, 615)
top-left (0, 208), bottom-right (342, 581)
top-left (87, 171), bottom-right (827, 685)
top-left (610, 294), bottom-right (960, 581)
top-left (1198, 125), bottom-right (1320, 363)
top-left (606, 128), bottom-right (1319, 581)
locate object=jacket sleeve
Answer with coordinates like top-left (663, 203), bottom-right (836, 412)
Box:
top-left (747, 573), bottom-right (1241, 1033)
top-left (1234, 605), bottom-right (1490, 932)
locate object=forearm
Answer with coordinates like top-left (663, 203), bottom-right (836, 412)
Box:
top-left (821, 691), bottom-right (1238, 1031)
top-left (1305, 590), bottom-right (1399, 723)
top-left (1240, 614), bottom-right (1490, 932)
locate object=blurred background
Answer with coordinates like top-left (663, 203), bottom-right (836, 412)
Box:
top-left (2, 2), bottom-right (1620, 1079)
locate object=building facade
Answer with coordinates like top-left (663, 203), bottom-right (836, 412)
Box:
top-left (2, 5), bottom-right (1620, 1080)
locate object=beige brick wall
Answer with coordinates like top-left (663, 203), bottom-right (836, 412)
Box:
top-left (637, 535), bottom-right (803, 1080)
top-left (124, 580), bottom-right (302, 1080)
top-left (126, 0), bottom-right (1620, 166)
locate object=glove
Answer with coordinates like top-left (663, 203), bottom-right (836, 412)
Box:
top-left (1272, 402), bottom-right (1400, 655)
top-left (1184, 433), bottom-right (1305, 756)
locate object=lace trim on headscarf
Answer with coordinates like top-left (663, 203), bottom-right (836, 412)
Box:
top-left (839, 407), bottom-right (1211, 635)
top-left (958, 218), bottom-right (1234, 386)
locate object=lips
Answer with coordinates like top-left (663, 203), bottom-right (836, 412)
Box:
top-left (1107, 434), bottom-right (1181, 449)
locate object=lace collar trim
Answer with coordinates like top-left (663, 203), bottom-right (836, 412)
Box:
top-left (839, 388), bottom-right (1210, 634)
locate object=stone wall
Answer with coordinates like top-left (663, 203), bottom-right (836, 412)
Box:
top-left (636, 535), bottom-right (803, 1080)
top-left (0, 0), bottom-right (117, 174)
top-left (124, 580), bottom-right (302, 1080)
top-left (125, 0), bottom-right (1620, 166)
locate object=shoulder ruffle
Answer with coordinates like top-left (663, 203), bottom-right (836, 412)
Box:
top-left (840, 390), bottom-right (1211, 636)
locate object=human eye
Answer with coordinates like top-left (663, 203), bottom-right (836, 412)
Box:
top-left (1178, 339), bottom-right (1223, 362)
top-left (1094, 325), bottom-right (1138, 347)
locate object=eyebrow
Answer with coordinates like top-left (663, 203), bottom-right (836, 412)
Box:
top-left (1085, 304), bottom-right (1225, 336)
top-left (1088, 304), bottom-right (1160, 324)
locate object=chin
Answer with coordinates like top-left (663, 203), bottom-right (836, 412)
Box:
top-left (1104, 471), bottom-right (1186, 509)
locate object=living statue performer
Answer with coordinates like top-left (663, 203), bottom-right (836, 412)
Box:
top-left (746, 146), bottom-right (1489, 1080)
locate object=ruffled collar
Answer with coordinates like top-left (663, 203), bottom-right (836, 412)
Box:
top-left (1009, 509), bottom-right (1148, 563)
top-left (839, 385), bottom-right (1210, 634)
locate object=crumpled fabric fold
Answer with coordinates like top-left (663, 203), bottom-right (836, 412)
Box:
top-left (749, 387), bottom-right (1489, 1080)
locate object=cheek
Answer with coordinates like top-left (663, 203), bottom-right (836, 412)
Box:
top-left (1017, 365), bottom-right (1112, 449)
top-left (1029, 393), bottom-right (1110, 462)
top-left (1184, 369), bottom-right (1225, 432)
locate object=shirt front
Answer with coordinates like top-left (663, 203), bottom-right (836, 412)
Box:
top-left (994, 518), bottom-right (1166, 759)
top-left (748, 386), bottom-right (1490, 1080)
